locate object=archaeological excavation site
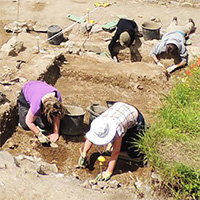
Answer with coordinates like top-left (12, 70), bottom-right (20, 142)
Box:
top-left (0, 0), bottom-right (199, 199)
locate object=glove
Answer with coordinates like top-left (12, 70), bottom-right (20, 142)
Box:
top-left (37, 132), bottom-right (50, 144)
top-left (113, 56), bottom-right (119, 63)
top-left (157, 61), bottom-right (164, 67)
top-left (166, 65), bottom-right (177, 73)
top-left (96, 170), bottom-right (112, 181)
top-left (78, 156), bottom-right (87, 168)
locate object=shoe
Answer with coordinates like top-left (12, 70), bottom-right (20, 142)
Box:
top-left (18, 122), bottom-right (22, 128)
top-left (189, 18), bottom-right (195, 27)
top-left (172, 17), bottom-right (178, 24)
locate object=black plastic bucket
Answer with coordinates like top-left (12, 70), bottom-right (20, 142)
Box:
top-left (60, 105), bottom-right (85, 136)
top-left (86, 104), bottom-right (107, 126)
top-left (47, 25), bottom-right (64, 45)
top-left (142, 21), bottom-right (161, 41)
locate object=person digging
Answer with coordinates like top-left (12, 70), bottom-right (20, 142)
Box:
top-left (78, 102), bottom-right (145, 181)
top-left (150, 17), bottom-right (195, 74)
top-left (17, 80), bottom-right (64, 146)
top-left (108, 18), bottom-right (141, 63)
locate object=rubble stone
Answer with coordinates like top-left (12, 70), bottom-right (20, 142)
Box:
top-left (1, 36), bottom-right (24, 57)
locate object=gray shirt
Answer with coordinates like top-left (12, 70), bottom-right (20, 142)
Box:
top-left (150, 31), bottom-right (188, 64)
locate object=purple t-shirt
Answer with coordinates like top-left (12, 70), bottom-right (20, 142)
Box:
top-left (22, 81), bottom-right (62, 116)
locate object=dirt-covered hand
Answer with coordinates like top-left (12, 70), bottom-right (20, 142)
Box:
top-left (37, 132), bottom-right (50, 144)
top-left (78, 156), bottom-right (87, 168)
top-left (96, 170), bottom-right (112, 181)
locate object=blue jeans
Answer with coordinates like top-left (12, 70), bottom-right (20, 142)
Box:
top-left (121, 111), bottom-right (145, 158)
top-left (17, 90), bottom-right (52, 131)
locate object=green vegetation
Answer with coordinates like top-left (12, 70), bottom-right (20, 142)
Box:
top-left (138, 58), bottom-right (200, 199)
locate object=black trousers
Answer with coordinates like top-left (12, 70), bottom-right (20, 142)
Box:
top-left (121, 111), bottom-right (145, 158)
top-left (17, 90), bottom-right (52, 131)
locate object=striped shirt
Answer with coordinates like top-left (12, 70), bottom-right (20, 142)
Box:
top-left (101, 102), bottom-right (138, 137)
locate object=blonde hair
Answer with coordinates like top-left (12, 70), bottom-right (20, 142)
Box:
top-left (43, 96), bottom-right (64, 123)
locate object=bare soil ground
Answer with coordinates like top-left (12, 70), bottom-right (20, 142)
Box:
top-left (0, 0), bottom-right (200, 199)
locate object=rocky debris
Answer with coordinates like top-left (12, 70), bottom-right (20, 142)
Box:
top-left (90, 24), bottom-right (103, 33)
top-left (82, 178), bottom-right (121, 191)
top-left (0, 92), bottom-right (7, 104)
top-left (0, 150), bottom-right (141, 200)
top-left (0, 36), bottom-right (24, 57)
top-left (4, 21), bottom-right (36, 33)
top-left (0, 150), bottom-right (16, 169)
top-left (141, 0), bottom-right (200, 8)
top-left (14, 154), bottom-right (58, 175)
top-left (181, 2), bottom-right (194, 7)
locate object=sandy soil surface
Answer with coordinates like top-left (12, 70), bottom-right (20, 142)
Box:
top-left (0, 0), bottom-right (200, 199)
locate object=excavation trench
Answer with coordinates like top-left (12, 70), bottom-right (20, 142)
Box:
top-left (0, 53), bottom-right (64, 146)
top-left (0, 51), bottom-right (170, 184)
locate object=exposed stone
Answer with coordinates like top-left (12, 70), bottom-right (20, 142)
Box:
top-left (91, 184), bottom-right (102, 190)
top-left (1, 36), bottom-right (24, 57)
top-left (81, 180), bottom-right (92, 189)
top-left (97, 181), bottom-right (107, 189)
top-left (151, 172), bottom-right (162, 183)
top-left (181, 2), bottom-right (193, 7)
top-left (0, 151), bottom-right (16, 169)
top-left (82, 44), bottom-right (102, 54)
top-left (91, 24), bottom-right (103, 33)
top-left (37, 163), bottom-right (58, 175)
top-left (4, 21), bottom-right (29, 33)
top-left (108, 180), bottom-right (121, 189)
top-left (135, 84), bottom-right (144, 90)
top-left (61, 40), bottom-right (75, 48)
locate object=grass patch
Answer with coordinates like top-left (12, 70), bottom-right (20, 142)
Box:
top-left (137, 58), bottom-right (200, 199)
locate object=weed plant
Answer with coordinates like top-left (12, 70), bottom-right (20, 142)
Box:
top-left (137, 58), bottom-right (200, 199)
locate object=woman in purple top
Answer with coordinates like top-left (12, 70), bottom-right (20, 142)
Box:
top-left (17, 80), bottom-right (64, 143)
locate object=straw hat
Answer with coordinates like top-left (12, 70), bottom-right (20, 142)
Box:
top-left (86, 116), bottom-right (117, 146)
top-left (119, 31), bottom-right (131, 47)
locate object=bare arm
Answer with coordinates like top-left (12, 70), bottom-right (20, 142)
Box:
top-left (106, 135), bottom-right (122, 173)
top-left (25, 108), bottom-right (40, 135)
top-left (82, 138), bottom-right (93, 157)
top-left (174, 61), bottom-right (186, 68)
top-left (152, 54), bottom-right (159, 64)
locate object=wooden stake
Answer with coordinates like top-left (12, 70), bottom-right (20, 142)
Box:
top-left (36, 36), bottom-right (40, 52)
top-left (17, 0), bottom-right (20, 21)
top-left (87, 8), bottom-right (90, 23)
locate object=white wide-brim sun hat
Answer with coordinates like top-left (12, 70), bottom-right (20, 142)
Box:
top-left (86, 116), bottom-right (117, 146)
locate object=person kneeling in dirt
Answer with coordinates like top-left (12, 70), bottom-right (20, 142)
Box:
top-left (108, 18), bottom-right (141, 62)
top-left (17, 80), bottom-right (64, 144)
top-left (78, 102), bottom-right (145, 181)
top-left (150, 17), bottom-right (195, 74)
